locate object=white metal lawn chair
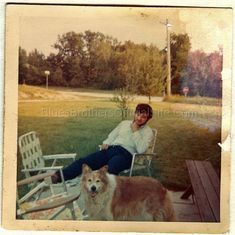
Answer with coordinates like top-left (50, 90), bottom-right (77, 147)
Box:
top-left (16, 171), bottom-right (83, 220)
top-left (18, 131), bottom-right (77, 203)
top-left (121, 128), bottom-right (157, 177)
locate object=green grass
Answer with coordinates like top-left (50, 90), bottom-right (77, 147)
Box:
top-left (163, 95), bottom-right (222, 106)
top-left (48, 86), bottom-right (115, 94)
top-left (150, 117), bottom-right (221, 189)
top-left (18, 106), bottom-right (120, 176)
top-left (18, 97), bottom-right (221, 191)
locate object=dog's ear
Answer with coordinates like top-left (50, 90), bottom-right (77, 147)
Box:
top-left (99, 165), bottom-right (108, 174)
top-left (82, 164), bottom-right (92, 174)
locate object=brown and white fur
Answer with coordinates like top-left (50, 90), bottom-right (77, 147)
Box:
top-left (80, 164), bottom-right (176, 221)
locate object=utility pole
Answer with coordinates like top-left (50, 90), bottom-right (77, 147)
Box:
top-left (166, 19), bottom-right (172, 96)
top-left (160, 19), bottom-right (172, 96)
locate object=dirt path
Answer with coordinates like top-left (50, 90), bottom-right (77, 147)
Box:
top-left (19, 88), bottom-right (164, 102)
top-left (59, 90), bottom-right (163, 102)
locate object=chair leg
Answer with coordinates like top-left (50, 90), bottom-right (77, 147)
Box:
top-left (68, 202), bottom-right (77, 220)
top-left (34, 187), bottom-right (45, 201)
top-left (59, 169), bottom-right (68, 193)
top-left (181, 185), bottom-right (193, 199)
top-left (147, 166), bottom-right (151, 177)
top-left (48, 206), bottom-right (66, 220)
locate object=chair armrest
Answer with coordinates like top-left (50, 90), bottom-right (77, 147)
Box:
top-left (17, 172), bottom-right (56, 186)
top-left (132, 153), bottom-right (157, 165)
top-left (43, 153), bottom-right (76, 161)
top-left (134, 152), bottom-right (157, 157)
top-left (21, 193), bottom-right (81, 215)
top-left (22, 166), bottom-right (63, 172)
top-left (133, 153), bottom-right (157, 161)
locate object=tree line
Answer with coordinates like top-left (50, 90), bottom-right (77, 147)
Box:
top-left (19, 30), bottom-right (222, 98)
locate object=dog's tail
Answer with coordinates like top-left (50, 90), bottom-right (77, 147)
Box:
top-left (153, 191), bottom-right (177, 222)
top-left (164, 191), bottom-right (177, 221)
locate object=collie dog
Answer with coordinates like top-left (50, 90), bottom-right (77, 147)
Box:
top-left (80, 164), bottom-right (176, 221)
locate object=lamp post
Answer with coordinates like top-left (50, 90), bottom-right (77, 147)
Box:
top-left (161, 19), bottom-right (172, 96)
top-left (44, 70), bottom-right (50, 89)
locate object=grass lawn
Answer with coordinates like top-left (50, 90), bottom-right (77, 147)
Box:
top-left (18, 96), bottom-right (221, 190)
top-left (163, 94), bottom-right (222, 106)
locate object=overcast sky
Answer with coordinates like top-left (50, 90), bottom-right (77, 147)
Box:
top-left (19, 6), bottom-right (232, 56)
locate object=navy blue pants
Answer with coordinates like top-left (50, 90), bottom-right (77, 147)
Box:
top-left (62, 145), bottom-right (133, 180)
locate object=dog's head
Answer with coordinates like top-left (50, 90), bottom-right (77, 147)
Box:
top-left (81, 164), bottom-right (109, 198)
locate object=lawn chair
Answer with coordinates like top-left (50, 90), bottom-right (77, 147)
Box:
top-left (18, 131), bottom-right (77, 203)
top-left (121, 128), bottom-right (157, 177)
top-left (17, 172), bottom-right (83, 220)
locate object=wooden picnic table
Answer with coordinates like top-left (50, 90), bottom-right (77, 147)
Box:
top-left (181, 160), bottom-right (220, 222)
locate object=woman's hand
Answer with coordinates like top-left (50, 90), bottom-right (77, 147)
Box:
top-left (131, 122), bottom-right (140, 132)
top-left (100, 144), bottom-right (109, 150)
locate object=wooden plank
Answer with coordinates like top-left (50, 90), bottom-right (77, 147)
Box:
top-left (203, 161), bottom-right (220, 197)
top-left (194, 161), bottom-right (220, 222)
top-left (186, 160), bottom-right (215, 222)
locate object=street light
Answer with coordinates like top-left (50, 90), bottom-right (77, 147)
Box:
top-left (160, 19), bottom-right (173, 96)
top-left (44, 70), bottom-right (50, 89)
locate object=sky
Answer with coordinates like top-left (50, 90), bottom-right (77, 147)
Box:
top-left (19, 6), bottom-right (232, 56)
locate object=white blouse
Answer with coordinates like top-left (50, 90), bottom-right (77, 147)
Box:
top-left (103, 120), bottom-right (154, 155)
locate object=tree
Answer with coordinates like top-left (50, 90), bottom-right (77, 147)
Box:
top-left (107, 45), bottom-right (127, 89)
top-left (170, 33), bottom-right (191, 94)
top-left (26, 49), bottom-right (48, 85)
top-left (46, 53), bottom-right (60, 72)
top-left (28, 49), bottom-right (47, 69)
top-left (69, 59), bottom-right (84, 88)
top-left (19, 47), bottom-right (28, 84)
top-left (51, 67), bottom-right (67, 86)
top-left (181, 49), bottom-right (222, 97)
top-left (110, 88), bottom-right (134, 120)
top-left (182, 50), bottom-right (208, 96)
top-left (117, 42), bottom-right (166, 100)
top-left (206, 50), bottom-right (222, 97)
top-left (19, 31), bottom-right (195, 94)
top-left (118, 41), bottom-right (148, 93)
top-left (53, 31), bottom-right (84, 62)
top-left (61, 57), bottom-right (83, 86)
top-left (81, 30), bottom-right (105, 84)
top-left (25, 64), bottom-right (44, 85)
top-left (53, 32), bottom-right (85, 85)
top-left (138, 46), bottom-right (166, 102)
top-left (81, 31), bottom-right (120, 88)
top-left (90, 37), bottom-right (113, 88)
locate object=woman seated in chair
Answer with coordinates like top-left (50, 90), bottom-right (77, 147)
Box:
top-left (52, 103), bottom-right (154, 183)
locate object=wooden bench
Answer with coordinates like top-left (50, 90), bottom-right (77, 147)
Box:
top-left (181, 160), bottom-right (220, 222)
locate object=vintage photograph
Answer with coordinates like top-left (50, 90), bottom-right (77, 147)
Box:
top-left (2, 3), bottom-right (232, 233)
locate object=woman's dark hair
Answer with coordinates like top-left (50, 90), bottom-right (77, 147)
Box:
top-left (135, 103), bottom-right (153, 119)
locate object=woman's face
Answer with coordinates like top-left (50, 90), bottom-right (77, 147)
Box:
top-left (134, 112), bottom-right (149, 126)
